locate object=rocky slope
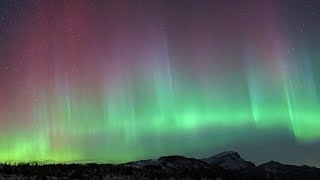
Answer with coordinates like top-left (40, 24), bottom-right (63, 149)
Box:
top-left (124, 155), bottom-right (211, 171)
top-left (201, 151), bottom-right (255, 171)
top-left (255, 160), bottom-right (320, 180)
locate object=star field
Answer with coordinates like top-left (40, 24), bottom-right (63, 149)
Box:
top-left (0, 0), bottom-right (320, 166)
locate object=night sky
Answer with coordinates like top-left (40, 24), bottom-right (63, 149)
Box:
top-left (0, 0), bottom-right (320, 166)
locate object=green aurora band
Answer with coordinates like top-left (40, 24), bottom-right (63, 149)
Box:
top-left (0, 69), bottom-right (319, 163)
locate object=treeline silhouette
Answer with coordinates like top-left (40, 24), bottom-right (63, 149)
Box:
top-left (0, 162), bottom-right (319, 180)
top-left (0, 163), bottom-right (240, 180)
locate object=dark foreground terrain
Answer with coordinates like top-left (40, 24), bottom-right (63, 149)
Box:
top-left (0, 151), bottom-right (319, 180)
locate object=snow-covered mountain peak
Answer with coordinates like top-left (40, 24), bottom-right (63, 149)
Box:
top-left (201, 151), bottom-right (255, 171)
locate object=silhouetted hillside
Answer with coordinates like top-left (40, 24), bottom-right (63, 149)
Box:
top-left (0, 151), bottom-right (319, 180)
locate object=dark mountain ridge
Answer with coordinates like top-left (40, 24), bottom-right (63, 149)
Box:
top-left (0, 151), bottom-right (319, 179)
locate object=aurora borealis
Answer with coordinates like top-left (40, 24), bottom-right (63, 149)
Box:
top-left (0, 0), bottom-right (320, 166)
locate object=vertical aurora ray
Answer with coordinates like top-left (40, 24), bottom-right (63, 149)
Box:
top-left (0, 0), bottom-right (320, 165)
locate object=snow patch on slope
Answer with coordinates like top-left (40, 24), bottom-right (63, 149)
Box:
top-left (202, 151), bottom-right (255, 171)
top-left (124, 155), bottom-right (210, 171)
